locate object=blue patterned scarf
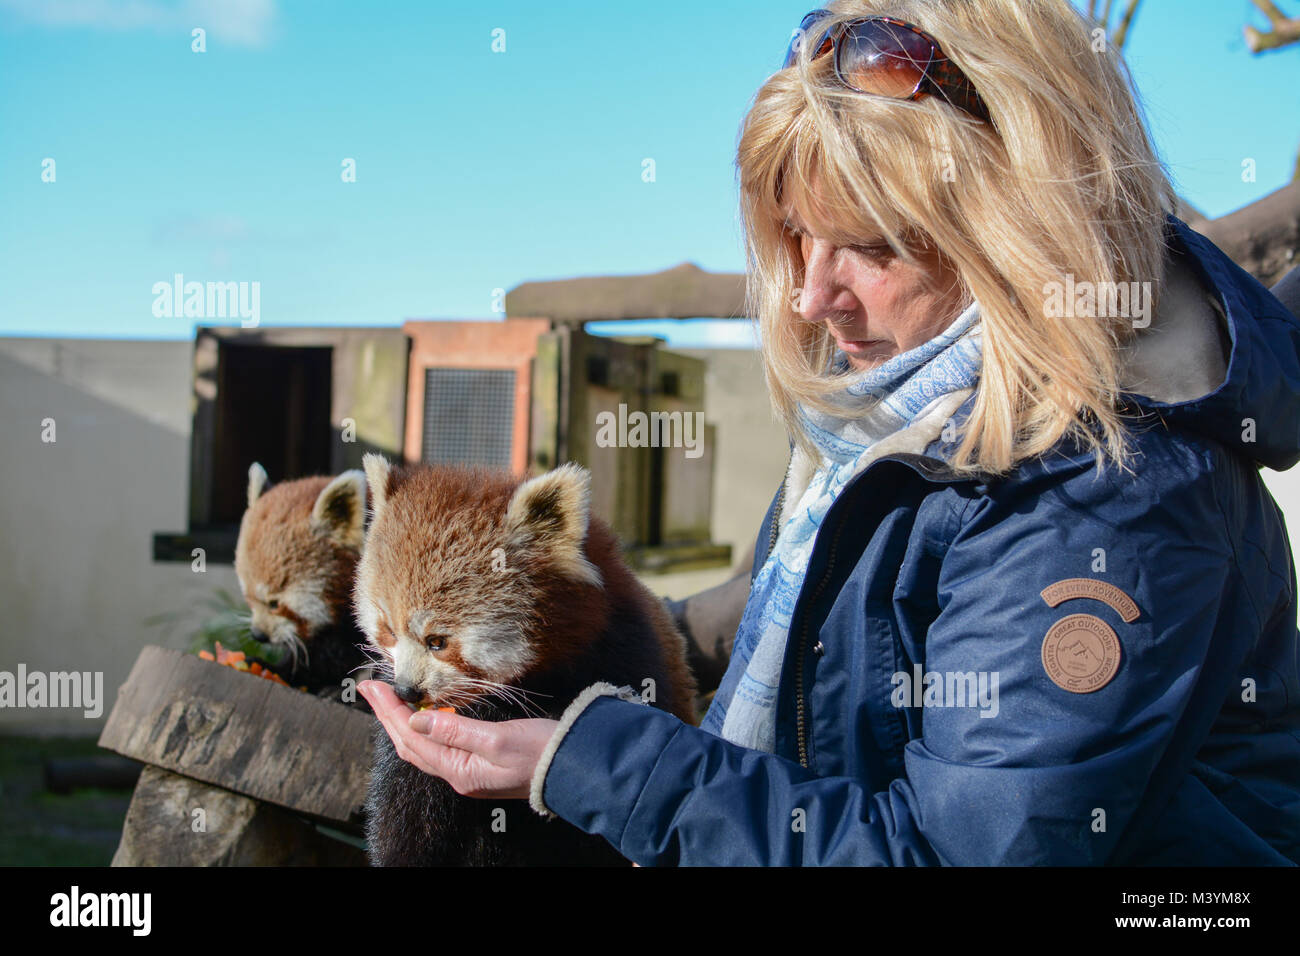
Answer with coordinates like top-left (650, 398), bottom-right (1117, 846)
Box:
top-left (700, 301), bottom-right (983, 752)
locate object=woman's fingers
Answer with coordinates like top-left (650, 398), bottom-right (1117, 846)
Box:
top-left (357, 680), bottom-right (556, 799)
top-left (359, 681), bottom-right (445, 775)
top-left (410, 707), bottom-right (505, 762)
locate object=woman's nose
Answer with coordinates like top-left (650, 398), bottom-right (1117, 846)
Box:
top-left (795, 239), bottom-right (846, 323)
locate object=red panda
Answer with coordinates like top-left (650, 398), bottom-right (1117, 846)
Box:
top-left (355, 455), bottom-right (696, 866)
top-left (233, 462), bottom-right (372, 698)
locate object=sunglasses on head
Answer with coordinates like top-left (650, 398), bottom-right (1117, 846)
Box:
top-left (783, 10), bottom-right (991, 124)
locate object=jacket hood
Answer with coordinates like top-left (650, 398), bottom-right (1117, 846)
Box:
top-left (1120, 216), bottom-right (1300, 471)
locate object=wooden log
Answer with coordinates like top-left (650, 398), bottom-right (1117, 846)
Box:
top-left (98, 645), bottom-right (374, 826)
top-left (1190, 182), bottom-right (1300, 288)
top-left (44, 755), bottom-right (142, 794)
top-left (112, 765), bottom-right (366, 866)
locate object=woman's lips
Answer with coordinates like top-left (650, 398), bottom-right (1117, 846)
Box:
top-left (834, 337), bottom-right (887, 355)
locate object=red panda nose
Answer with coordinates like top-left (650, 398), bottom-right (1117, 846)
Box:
top-left (250, 628), bottom-right (271, 644)
top-left (393, 683), bottom-right (423, 704)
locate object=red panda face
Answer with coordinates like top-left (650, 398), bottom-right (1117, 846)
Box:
top-left (354, 457), bottom-right (605, 712)
top-left (234, 464), bottom-right (367, 668)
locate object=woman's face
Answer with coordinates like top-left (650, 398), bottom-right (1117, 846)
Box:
top-left (784, 199), bottom-right (970, 371)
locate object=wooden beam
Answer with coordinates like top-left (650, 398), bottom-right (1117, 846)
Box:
top-left (112, 765), bottom-right (367, 866)
top-left (99, 646), bottom-right (375, 826)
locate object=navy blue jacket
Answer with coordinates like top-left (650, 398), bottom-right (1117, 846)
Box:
top-left (535, 217), bottom-right (1300, 865)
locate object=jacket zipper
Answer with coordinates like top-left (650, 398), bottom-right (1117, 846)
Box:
top-left (780, 453), bottom-right (967, 768)
top-left (794, 518), bottom-right (847, 768)
top-left (767, 477), bottom-right (786, 558)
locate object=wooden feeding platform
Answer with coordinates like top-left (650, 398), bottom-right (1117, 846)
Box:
top-left (99, 645), bottom-right (376, 866)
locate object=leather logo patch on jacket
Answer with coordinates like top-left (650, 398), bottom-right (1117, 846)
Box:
top-left (1039, 578), bottom-right (1140, 622)
top-left (1041, 613), bottom-right (1123, 693)
top-left (1038, 578), bottom-right (1138, 693)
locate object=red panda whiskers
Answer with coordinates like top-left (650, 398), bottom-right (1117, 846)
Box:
top-left (356, 456), bottom-right (697, 866)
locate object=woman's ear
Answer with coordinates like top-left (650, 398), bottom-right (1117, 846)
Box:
top-left (504, 463), bottom-right (602, 587)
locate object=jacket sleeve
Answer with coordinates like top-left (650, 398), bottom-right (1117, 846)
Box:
top-left (530, 445), bottom-right (1246, 865)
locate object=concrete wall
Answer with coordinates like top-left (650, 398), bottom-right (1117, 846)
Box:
top-left (640, 347), bottom-right (790, 600)
top-left (0, 337), bottom-right (240, 736)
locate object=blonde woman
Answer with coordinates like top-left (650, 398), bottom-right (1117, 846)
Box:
top-left (361, 0), bottom-right (1300, 865)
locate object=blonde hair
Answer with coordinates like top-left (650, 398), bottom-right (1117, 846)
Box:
top-left (738, 0), bottom-right (1177, 476)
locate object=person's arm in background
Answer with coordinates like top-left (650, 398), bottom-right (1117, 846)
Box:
top-left (661, 541), bottom-right (753, 697)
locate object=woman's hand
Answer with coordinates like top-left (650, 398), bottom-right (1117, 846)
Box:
top-left (358, 680), bottom-right (559, 800)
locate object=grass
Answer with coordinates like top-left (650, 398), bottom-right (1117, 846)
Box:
top-left (0, 735), bottom-right (134, 866)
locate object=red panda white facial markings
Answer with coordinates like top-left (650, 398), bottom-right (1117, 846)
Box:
top-left (355, 454), bottom-right (607, 708)
top-left (234, 462), bottom-right (374, 691)
top-left (237, 465), bottom-right (368, 652)
top-left (360, 451), bottom-right (700, 864)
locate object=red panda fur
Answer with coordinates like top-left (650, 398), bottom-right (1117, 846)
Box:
top-left (356, 457), bottom-right (697, 866)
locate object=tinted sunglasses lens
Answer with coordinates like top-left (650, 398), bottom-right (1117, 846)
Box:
top-left (836, 20), bottom-right (933, 97)
top-left (783, 12), bottom-right (832, 68)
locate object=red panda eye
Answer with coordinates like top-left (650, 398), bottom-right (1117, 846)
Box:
top-left (424, 634), bottom-right (448, 652)
top-left (268, 599), bottom-right (280, 610)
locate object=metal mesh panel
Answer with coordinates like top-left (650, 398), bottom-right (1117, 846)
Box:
top-left (421, 367), bottom-right (516, 468)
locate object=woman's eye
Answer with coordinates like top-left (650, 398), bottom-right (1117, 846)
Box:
top-left (851, 243), bottom-right (892, 260)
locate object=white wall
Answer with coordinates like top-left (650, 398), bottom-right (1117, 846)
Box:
top-left (0, 338), bottom-right (240, 736)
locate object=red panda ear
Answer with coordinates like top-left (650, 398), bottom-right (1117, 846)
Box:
top-left (362, 454), bottom-right (392, 523)
top-left (504, 463), bottom-right (602, 587)
top-left (247, 462), bottom-right (269, 508)
top-left (311, 470), bottom-right (367, 550)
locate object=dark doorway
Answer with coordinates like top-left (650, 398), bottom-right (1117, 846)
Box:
top-left (209, 344), bottom-right (333, 525)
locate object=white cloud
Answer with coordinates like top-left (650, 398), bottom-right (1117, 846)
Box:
top-left (0, 0), bottom-right (277, 48)
top-left (153, 214), bottom-right (251, 243)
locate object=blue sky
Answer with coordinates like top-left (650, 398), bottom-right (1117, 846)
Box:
top-left (1, 0), bottom-right (1297, 346)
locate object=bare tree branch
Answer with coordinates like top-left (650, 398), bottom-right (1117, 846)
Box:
top-left (1245, 0), bottom-right (1300, 52)
top-left (1111, 0), bottom-right (1141, 49)
top-left (1253, 0), bottom-right (1290, 21)
top-left (1086, 0), bottom-right (1097, 20)
top-left (1102, 0), bottom-right (1115, 27)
